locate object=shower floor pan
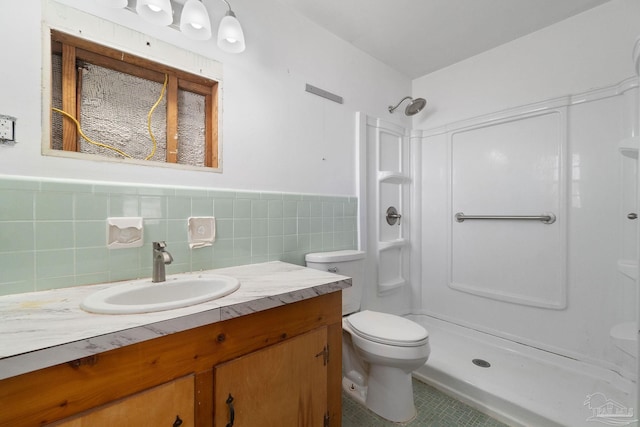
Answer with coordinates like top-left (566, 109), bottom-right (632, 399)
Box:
top-left (408, 314), bottom-right (636, 427)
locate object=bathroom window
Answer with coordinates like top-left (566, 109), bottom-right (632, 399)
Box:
top-left (49, 30), bottom-right (220, 169)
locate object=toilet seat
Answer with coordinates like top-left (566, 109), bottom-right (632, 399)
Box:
top-left (346, 310), bottom-right (429, 347)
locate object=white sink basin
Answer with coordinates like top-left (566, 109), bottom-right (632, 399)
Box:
top-left (81, 274), bottom-right (240, 314)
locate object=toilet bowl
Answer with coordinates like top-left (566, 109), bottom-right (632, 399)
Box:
top-left (343, 310), bottom-right (430, 422)
top-left (305, 250), bottom-right (430, 423)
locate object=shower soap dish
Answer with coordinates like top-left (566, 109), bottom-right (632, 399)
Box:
top-left (107, 217), bottom-right (144, 249)
top-left (188, 217), bottom-right (215, 249)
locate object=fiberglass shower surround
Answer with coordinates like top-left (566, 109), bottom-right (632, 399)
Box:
top-left (411, 77), bottom-right (639, 426)
top-left (418, 78), bottom-right (638, 374)
top-left (358, 74), bottom-right (639, 427)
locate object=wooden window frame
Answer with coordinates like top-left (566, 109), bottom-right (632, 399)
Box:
top-left (50, 29), bottom-right (219, 169)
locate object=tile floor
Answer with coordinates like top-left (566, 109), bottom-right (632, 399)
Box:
top-left (341, 378), bottom-right (509, 426)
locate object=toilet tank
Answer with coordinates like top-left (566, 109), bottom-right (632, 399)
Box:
top-left (305, 250), bottom-right (365, 315)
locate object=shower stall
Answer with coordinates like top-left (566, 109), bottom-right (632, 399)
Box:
top-left (357, 47), bottom-right (640, 425)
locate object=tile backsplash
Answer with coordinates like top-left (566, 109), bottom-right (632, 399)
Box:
top-left (0, 176), bottom-right (358, 296)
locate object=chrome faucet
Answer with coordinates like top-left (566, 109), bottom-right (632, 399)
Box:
top-left (152, 241), bottom-right (173, 283)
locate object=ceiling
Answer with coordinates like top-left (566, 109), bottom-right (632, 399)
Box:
top-left (279, 0), bottom-right (612, 79)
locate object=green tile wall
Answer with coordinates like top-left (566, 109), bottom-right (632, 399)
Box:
top-left (0, 176), bottom-right (358, 296)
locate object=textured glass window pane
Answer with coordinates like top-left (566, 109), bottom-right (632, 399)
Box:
top-left (79, 64), bottom-right (167, 161)
top-left (177, 91), bottom-right (205, 167)
top-left (51, 54), bottom-right (63, 151)
top-left (49, 34), bottom-right (218, 169)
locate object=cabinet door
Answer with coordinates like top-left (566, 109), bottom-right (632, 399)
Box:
top-left (49, 375), bottom-right (194, 427)
top-left (214, 327), bottom-right (328, 427)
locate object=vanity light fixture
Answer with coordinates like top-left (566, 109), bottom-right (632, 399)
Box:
top-left (95, 0), bottom-right (246, 52)
top-left (180, 0), bottom-right (212, 41)
top-left (136, 0), bottom-right (173, 26)
top-left (95, 0), bottom-right (128, 7)
top-left (217, 0), bottom-right (245, 53)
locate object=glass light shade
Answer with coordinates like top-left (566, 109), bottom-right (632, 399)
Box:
top-left (217, 12), bottom-right (245, 53)
top-left (96, 0), bottom-right (128, 7)
top-left (180, 0), bottom-right (212, 40)
top-left (136, 0), bottom-right (173, 26)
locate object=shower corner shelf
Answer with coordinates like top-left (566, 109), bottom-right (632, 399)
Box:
top-left (378, 278), bottom-right (407, 295)
top-left (378, 239), bottom-right (408, 251)
top-left (618, 137), bottom-right (639, 159)
top-left (610, 322), bottom-right (637, 357)
top-left (377, 171), bottom-right (410, 184)
top-left (617, 259), bottom-right (638, 280)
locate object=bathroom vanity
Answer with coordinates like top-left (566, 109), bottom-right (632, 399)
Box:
top-left (0, 262), bottom-right (349, 427)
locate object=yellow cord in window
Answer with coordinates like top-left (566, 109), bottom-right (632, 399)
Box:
top-left (51, 107), bottom-right (133, 158)
top-left (145, 74), bottom-right (169, 160)
top-left (52, 73), bottom-right (168, 160)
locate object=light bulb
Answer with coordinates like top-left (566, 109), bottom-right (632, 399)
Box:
top-left (180, 0), bottom-right (212, 40)
top-left (136, 0), bottom-right (173, 26)
top-left (217, 11), bottom-right (245, 53)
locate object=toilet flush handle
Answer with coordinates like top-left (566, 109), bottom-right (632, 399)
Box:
top-left (328, 266), bottom-right (338, 273)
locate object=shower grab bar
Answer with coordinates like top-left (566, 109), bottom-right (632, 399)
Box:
top-left (455, 212), bottom-right (556, 224)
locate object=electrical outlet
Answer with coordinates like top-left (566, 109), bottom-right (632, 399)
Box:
top-left (0, 116), bottom-right (16, 142)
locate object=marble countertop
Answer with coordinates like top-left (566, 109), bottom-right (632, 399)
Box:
top-left (0, 261), bottom-right (350, 380)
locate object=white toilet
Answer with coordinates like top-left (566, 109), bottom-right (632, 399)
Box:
top-left (305, 250), bottom-right (430, 423)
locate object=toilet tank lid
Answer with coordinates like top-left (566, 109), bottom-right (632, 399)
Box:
top-left (305, 250), bottom-right (365, 263)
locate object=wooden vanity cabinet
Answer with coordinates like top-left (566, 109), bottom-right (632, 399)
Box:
top-left (213, 327), bottom-right (329, 427)
top-left (47, 375), bottom-right (195, 427)
top-left (0, 291), bottom-right (342, 427)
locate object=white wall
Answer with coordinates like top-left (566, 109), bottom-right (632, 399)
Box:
top-left (0, 0), bottom-right (411, 196)
top-left (412, 0), bottom-right (640, 372)
top-left (412, 0), bottom-right (640, 129)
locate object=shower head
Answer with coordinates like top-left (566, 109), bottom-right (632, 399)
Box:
top-left (388, 96), bottom-right (427, 116)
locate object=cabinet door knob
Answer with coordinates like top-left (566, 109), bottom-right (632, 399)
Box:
top-left (173, 415), bottom-right (183, 427)
top-left (628, 213), bottom-right (638, 220)
top-left (226, 393), bottom-right (235, 427)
